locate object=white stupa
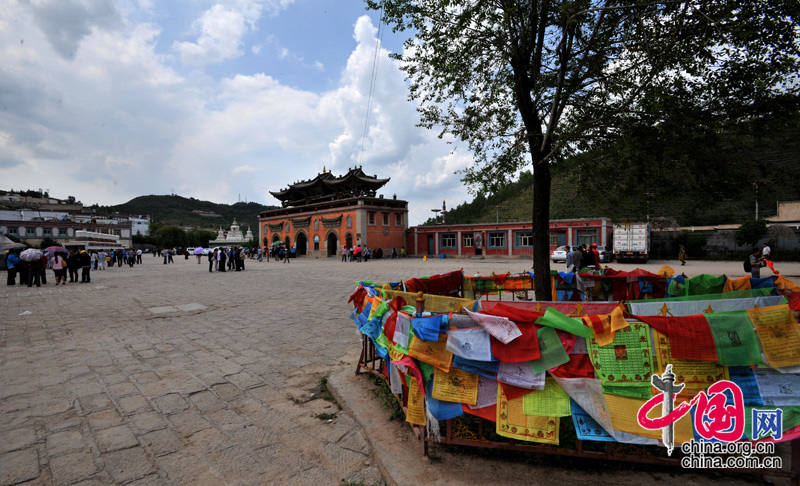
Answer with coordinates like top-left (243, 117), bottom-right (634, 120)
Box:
top-left (209, 218), bottom-right (249, 246)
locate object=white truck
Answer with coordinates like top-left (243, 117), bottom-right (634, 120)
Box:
top-left (613, 223), bottom-right (650, 263)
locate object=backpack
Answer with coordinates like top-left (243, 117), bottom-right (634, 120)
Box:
top-left (743, 257), bottom-right (752, 272)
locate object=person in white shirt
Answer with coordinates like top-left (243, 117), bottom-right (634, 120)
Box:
top-left (762, 243), bottom-right (771, 260)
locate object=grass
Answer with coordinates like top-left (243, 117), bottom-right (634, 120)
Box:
top-left (368, 374), bottom-right (404, 421)
top-left (315, 412), bottom-right (338, 421)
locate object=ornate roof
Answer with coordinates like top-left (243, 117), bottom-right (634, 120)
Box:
top-left (269, 167), bottom-right (389, 207)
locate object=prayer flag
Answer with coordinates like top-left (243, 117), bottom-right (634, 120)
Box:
top-left (522, 377), bottom-right (571, 417)
top-left (445, 327), bottom-right (493, 362)
top-left (535, 307), bottom-right (594, 338)
top-left (704, 312), bottom-right (762, 366)
top-left (464, 308), bottom-right (522, 344)
top-left (529, 327), bottom-right (570, 373)
top-left (496, 386), bottom-right (559, 444)
top-left (747, 305), bottom-right (800, 368)
top-left (409, 333), bottom-right (453, 372)
top-left (587, 322), bottom-right (653, 388)
top-left (431, 367), bottom-right (479, 405)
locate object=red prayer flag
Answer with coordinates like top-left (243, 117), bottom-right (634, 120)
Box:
top-left (635, 314), bottom-right (718, 361)
top-left (462, 403), bottom-right (497, 422)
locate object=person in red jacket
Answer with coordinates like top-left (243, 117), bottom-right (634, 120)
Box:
top-left (591, 243), bottom-right (601, 269)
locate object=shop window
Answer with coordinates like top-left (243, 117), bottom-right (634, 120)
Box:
top-left (462, 233), bottom-right (473, 247)
top-left (441, 233), bottom-right (456, 248)
top-left (488, 232), bottom-right (506, 248)
top-left (515, 231), bottom-right (533, 248)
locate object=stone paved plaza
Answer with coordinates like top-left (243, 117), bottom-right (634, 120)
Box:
top-left (2, 255), bottom-right (799, 485)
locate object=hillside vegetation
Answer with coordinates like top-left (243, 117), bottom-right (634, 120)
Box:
top-left (432, 121), bottom-right (800, 227)
top-left (98, 195), bottom-right (276, 230)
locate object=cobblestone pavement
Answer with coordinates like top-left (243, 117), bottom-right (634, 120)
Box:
top-left (2, 255), bottom-right (798, 485)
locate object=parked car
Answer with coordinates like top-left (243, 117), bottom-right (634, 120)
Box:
top-left (596, 245), bottom-right (613, 263)
top-left (550, 246), bottom-right (568, 263)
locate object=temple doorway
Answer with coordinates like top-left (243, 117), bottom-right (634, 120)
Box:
top-left (296, 232), bottom-right (308, 256)
top-left (345, 233), bottom-right (353, 249)
top-left (327, 232), bottom-right (338, 257)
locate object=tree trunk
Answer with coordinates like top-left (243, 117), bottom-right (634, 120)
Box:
top-left (532, 160), bottom-right (552, 301)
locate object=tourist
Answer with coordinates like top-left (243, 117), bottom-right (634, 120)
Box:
top-left (128, 249), bottom-right (135, 267)
top-left (6, 250), bottom-right (19, 286)
top-left (678, 244), bottom-right (687, 266)
top-left (137, 248), bottom-right (143, 264)
top-left (355, 245), bottom-right (362, 262)
top-left (391, 248), bottom-right (397, 258)
top-left (400, 247), bottom-right (406, 258)
top-left (349, 246), bottom-right (354, 262)
top-left (27, 254), bottom-right (43, 287)
top-left (98, 250), bottom-right (107, 270)
top-left (117, 249), bottom-right (123, 267)
top-left (208, 249), bottom-right (215, 272)
top-left (341, 245), bottom-right (347, 262)
top-left (80, 250), bottom-right (92, 283)
top-left (257, 247), bottom-right (263, 262)
top-left (283, 245), bottom-right (290, 263)
top-left (91, 250), bottom-right (98, 270)
top-left (168, 249), bottom-right (174, 263)
top-left (749, 248), bottom-right (764, 278)
top-left (568, 246), bottom-right (582, 273)
top-left (218, 247), bottom-right (227, 272)
top-left (591, 243), bottom-right (601, 269)
top-left (40, 253), bottom-right (48, 285)
top-left (67, 250), bottom-right (80, 282)
top-left (50, 252), bottom-right (66, 285)
top-left (184, 248), bottom-right (189, 260)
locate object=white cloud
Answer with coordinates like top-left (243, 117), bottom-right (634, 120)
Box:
top-left (1, 4), bottom-right (472, 225)
top-left (174, 4), bottom-right (248, 66)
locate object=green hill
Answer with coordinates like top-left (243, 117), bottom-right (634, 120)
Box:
top-left (431, 121), bottom-right (800, 227)
top-left (97, 195), bottom-right (276, 231)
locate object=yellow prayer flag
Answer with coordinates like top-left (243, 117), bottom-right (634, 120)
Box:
top-left (747, 305), bottom-right (800, 368)
top-left (431, 367), bottom-right (479, 405)
top-left (722, 276), bottom-right (752, 293)
top-left (409, 333), bottom-right (453, 372)
top-left (605, 394), bottom-right (693, 444)
top-left (405, 377), bottom-right (426, 426)
top-left (496, 385), bottom-right (559, 445)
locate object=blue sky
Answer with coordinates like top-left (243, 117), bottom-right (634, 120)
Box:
top-left (0, 0), bottom-right (473, 225)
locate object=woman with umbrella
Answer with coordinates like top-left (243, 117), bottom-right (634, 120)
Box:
top-left (19, 248), bottom-right (44, 287)
top-left (6, 249), bottom-right (21, 286)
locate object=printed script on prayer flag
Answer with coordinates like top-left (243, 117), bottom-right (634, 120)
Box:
top-left (522, 377), bottom-right (571, 417)
top-left (747, 306), bottom-right (800, 368)
top-left (587, 323), bottom-right (653, 387)
top-left (652, 329), bottom-right (728, 390)
top-left (405, 377), bottom-right (426, 426)
top-left (408, 333), bottom-right (453, 372)
top-left (431, 367), bottom-right (479, 405)
top-left (496, 386), bottom-right (560, 445)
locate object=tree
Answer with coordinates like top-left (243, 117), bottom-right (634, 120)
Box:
top-left (369, 0), bottom-right (799, 299)
top-left (153, 226), bottom-right (187, 249)
top-left (736, 219), bottom-right (768, 248)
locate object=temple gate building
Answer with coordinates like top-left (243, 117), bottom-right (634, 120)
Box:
top-left (259, 168), bottom-right (408, 258)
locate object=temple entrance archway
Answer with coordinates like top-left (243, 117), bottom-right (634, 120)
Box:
top-left (345, 232), bottom-right (353, 249)
top-left (296, 232), bottom-right (308, 256)
top-left (327, 232), bottom-right (338, 257)
top-left (272, 234), bottom-right (281, 243)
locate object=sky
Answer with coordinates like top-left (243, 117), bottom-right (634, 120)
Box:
top-left (0, 0), bottom-right (476, 225)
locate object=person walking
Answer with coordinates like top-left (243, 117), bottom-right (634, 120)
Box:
top-left (762, 243), bottom-right (771, 261)
top-left (283, 245), bottom-right (290, 263)
top-left (678, 244), bottom-right (687, 266)
top-left (568, 246), bottom-right (582, 273)
top-left (137, 249), bottom-right (143, 264)
top-left (208, 249), bottom-right (215, 272)
top-left (341, 245), bottom-right (348, 262)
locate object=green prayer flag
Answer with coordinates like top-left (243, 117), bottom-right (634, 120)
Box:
top-left (530, 327), bottom-right (570, 373)
top-left (602, 384), bottom-right (653, 400)
top-left (684, 274), bottom-right (727, 296)
top-left (535, 306), bottom-right (594, 338)
top-left (586, 323), bottom-right (653, 387)
top-left (417, 361), bottom-right (435, 387)
top-left (705, 312), bottom-right (763, 366)
top-left (523, 377), bottom-right (571, 417)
